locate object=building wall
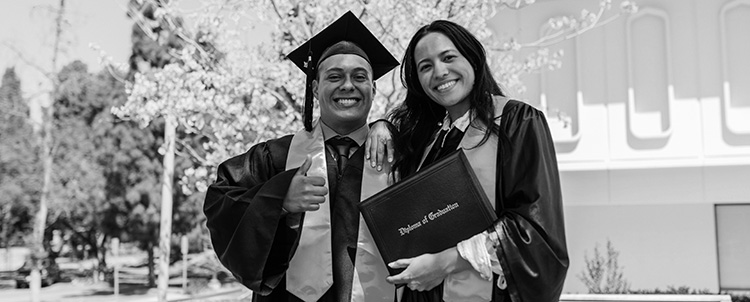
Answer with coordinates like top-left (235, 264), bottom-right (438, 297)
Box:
top-left (489, 0), bottom-right (750, 294)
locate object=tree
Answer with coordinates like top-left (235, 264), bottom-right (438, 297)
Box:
top-left (46, 60), bottom-right (124, 279)
top-left (43, 58), bottom-right (204, 286)
top-left (109, 0), bottom-right (638, 298)
top-left (0, 68), bottom-right (40, 258)
top-left (2, 1), bottom-right (74, 300)
top-left (114, 0), bottom-right (638, 196)
top-left (117, 1), bottom-right (226, 298)
top-left (578, 239), bottom-right (631, 294)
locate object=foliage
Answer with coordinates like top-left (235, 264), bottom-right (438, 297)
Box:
top-left (37, 60), bottom-right (204, 285)
top-left (628, 286), bottom-right (713, 295)
top-left (577, 239), bottom-right (631, 294)
top-left (0, 67), bottom-right (40, 247)
top-left (628, 286), bottom-right (750, 302)
top-left (111, 0), bottom-right (638, 195)
top-left (49, 61), bottom-right (110, 262)
top-left (729, 294), bottom-right (750, 302)
top-left (106, 1), bottom-right (640, 285)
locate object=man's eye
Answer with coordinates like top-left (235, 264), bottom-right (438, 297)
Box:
top-left (327, 75), bottom-right (341, 81)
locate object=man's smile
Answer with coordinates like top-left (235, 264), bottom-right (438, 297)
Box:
top-left (334, 97), bottom-right (361, 107)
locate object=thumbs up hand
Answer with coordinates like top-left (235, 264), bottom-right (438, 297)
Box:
top-left (283, 155), bottom-right (328, 213)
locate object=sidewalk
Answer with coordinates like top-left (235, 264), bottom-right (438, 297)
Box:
top-left (0, 281), bottom-right (251, 302)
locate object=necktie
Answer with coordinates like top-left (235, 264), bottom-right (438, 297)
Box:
top-left (422, 127), bottom-right (463, 168)
top-left (328, 136), bottom-right (357, 177)
top-left (327, 136), bottom-right (358, 301)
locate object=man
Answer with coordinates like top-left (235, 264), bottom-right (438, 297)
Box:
top-left (203, 11), bottom-right (399, 302)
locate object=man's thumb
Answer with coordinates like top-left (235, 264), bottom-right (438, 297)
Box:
top-left (296, 154), bottom-right (313, 176)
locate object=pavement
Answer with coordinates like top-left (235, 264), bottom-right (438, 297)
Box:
top-left (0, 281), bottom-right (251, 302)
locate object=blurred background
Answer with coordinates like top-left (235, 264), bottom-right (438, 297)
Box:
top-left (1, 0), bottom-right (748, 301)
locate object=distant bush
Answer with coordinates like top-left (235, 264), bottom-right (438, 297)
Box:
top-left (185, 277), bottom-right (210, 295)
top-left (628, 286), bottom-right (750, 302)
top-left (727, 293), bottom-right (750, 302)
top-left (628, 286), bottom-right (712, 295)
top-left (578, 239), bottom-right (630, 294)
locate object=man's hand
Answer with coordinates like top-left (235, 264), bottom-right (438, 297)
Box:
top-left (283, 155), bottom-right (328, 213)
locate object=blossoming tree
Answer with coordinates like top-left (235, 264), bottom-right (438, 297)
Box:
top-left (111, 0), bottom-right (636, 299)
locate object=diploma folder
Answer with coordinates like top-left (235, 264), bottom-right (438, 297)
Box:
top-left (358, 150), bottom-right (497, 277)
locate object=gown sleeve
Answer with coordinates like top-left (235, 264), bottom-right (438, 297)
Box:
top-left (494, 101), bottom-right (569, 302)
top-left (203, 136), bottom-right (303, 295)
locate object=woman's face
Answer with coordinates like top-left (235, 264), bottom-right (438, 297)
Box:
top-left (414, 32), bottom-right (475, 120)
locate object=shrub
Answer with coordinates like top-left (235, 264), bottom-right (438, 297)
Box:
top-left (577, 239), bottom-right (630, 294)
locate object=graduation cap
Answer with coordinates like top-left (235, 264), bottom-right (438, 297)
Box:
top-left (287, 11), bottom-right (399, 131)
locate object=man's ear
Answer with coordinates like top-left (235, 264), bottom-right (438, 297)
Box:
top-left (372, 81), bottom-right (377, 96)
top-left (312, 79), bottom-right (319, 100)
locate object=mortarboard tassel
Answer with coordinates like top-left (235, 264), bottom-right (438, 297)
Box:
top-left (304, 50), bottom-right (314, 132)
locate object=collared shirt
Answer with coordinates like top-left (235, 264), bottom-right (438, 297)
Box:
top-left (439, 109), bottom-right (473, 133)
top-left (320, 122), bottom-right (368, 158)
top-left (420, 110), bottom-right (473, 168)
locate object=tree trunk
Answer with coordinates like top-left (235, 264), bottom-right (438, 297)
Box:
top-left (157, 115), bottom-right (176, 302)
top-left (147, 240), bottom-right (156, 287)
top-left (31, 97), bottom-right (53, 302)
top-left (2, 204), bottom-right (10, 271)
top-left (96, 233), bottom-right (107, 281)
top-left (30, 1), bottom-right (66, 301)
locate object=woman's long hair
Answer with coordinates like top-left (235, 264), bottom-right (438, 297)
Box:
top-left (389, 20), bottom-right (504, 177)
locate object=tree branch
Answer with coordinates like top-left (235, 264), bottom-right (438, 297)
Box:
top-left (497, 0), bottom-right (534, 10)
top-left (175, 138), bottom-right (208, 165)
top-left (103, 64), bottom-right (129, 84)
top-left (1, 42), bottom-right (54, 81)
top-left (516, 4), bottom-right (619, 49)
top-left (0, 103), bottom-right (29, 119)
top-left (127, 2), bottom-right (160, 42)
top-left (51, 0), bottom-right (66, 73)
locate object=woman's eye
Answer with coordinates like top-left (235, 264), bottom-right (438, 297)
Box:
top-left (444, 55), bottom-right (456, 62)
top-left (418, 65), bottom-right (431, 72)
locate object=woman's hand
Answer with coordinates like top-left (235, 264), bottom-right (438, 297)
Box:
top-left (385, 247), bottom-right (470, 291)
top-left (365, 120), bottom-right (395, 171)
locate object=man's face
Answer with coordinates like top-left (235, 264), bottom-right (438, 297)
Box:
top-left (313, 54), bottom-right (375, 134)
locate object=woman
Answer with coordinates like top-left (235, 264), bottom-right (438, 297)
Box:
top-left (372, 20), bottom-right (568, 302)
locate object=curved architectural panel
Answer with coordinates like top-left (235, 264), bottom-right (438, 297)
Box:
top-left (626, 8), bottom-right (673, 140)
top-left (720, 0), bottom-right (750, 135)
top-left (541, 30), bottom-right (581, 146)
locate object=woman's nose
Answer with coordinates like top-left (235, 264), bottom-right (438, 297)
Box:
top-left (433, 62), bottom-right (449, 78)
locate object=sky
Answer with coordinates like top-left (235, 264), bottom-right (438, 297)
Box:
top-left (0, 0), bottom-right (271, 123)
top-left (0, 0), bottom-right (132, 98)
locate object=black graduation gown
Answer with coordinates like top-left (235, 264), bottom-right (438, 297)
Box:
top-left (203, 134), bottom-right (367, 302)
top-left (401, 100), bottom-right (569, 302)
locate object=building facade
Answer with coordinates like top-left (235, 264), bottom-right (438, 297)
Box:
top-left (490, 0), bottom-right (750, 294)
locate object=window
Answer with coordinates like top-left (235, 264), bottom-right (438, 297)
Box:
top-left (716, 203), bottom-right (750, 290)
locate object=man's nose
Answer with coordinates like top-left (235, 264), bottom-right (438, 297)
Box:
top-left (339, 76), bottom-right (355, 91)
